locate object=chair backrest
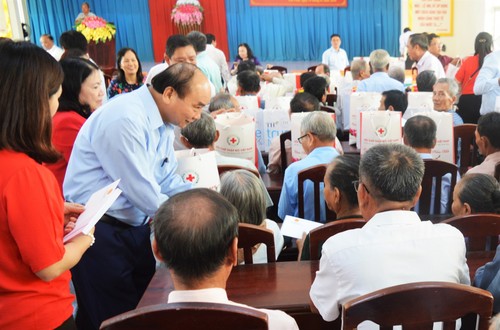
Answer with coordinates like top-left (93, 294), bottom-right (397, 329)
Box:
top-left (320, 105), bottom-right (336, 113)
top-left (454, 124), bottom-right (479, 176)
top-left (342, 281), bottom-right (493, 330)
top-left (218, 165), bottom-right (260, 178)
top-left (279, 130), bottom-right (291, 172)
top-left (268, 65), bottom-right (287, 75)
top-left (237, 223), bottom-right (276, 264)
top-left (420, 159), bottom-right (458, 215)
top-left (442, 213), bottom-right (500, 251)
top-left (100, 302), bottom-right (268, 330)
top-left (309, 219), bottom-right (366, 260)
top-left (495, 162), bottom-right (500, 182)
top-left (297, 164), bottom-right (336, 222)
top-left (307, 65), bottom-right (317, 72)
top-left (325, 93), bottom-right (337, 107)
top-left (343, 66), bottom-right (351, 76)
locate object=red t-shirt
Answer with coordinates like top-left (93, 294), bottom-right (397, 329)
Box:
top-left (45, 110), bottom-right (86, 193)
top-left (455, 55), bottom-right (480, 95)
top-left (0, 150), bottom-right (73, 329)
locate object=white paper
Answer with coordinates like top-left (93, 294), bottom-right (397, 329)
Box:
top-left (63, 179), bottom-right (122, 242)
top-left (280, 215), bottom-right (323, 239)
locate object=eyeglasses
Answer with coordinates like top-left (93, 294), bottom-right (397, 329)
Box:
top-left (297, 132), bottom-right (316, 144)
top-left (352, 180), bottom-right (370, 194)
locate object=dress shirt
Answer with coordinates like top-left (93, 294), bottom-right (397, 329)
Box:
top-left (444, 109), bottom-right (464, 126)
top-left (168, 288), bottom-right (299, 330)
top-left (357, 72), bottom-right (405, 93)
top-left (310, 210), bottom-right (470, 326)
top-left (46, 45), bottom-right (64, 61)
top-left (64, 85), bottom-right (191, 225)
top-left (322, 47), bottom-right (349, 73)
top-left (278, 146), bottom-right (339, 222)
top-left (416, 51), bottom-right (445, 79)
top-left (206, 44), bottom-right (230, 85)
top-left (197, 51), bottom-right (223, 93)
top-left (467, 150), bottom-right (500, 176)
top-left (399, 31), bottom-right (413, 57)
top-left (474, 50), bottom-right (500, 115)
top-left (474, 244), bottom-right (500, 313)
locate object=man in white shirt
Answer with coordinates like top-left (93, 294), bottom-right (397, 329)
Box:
top-left (309, 143), bottom-right (470, 326)
top-left (321, 34), bottom-right (349, 74)
top-left (407, 33), bottom-right (445, 79)
top-left (474, 50), bottom-right (500, 115)
top-left (206, 33), bottom-right (230, 86)
top-left (152, 188), bottom-right (299, 330)
top-left (40, 34), bottom-right (63, 61)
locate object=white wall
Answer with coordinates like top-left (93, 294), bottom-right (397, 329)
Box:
top-left (401, 0), bottom-right (494, 58)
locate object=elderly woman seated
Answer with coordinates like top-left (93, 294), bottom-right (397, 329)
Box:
top-left (220, 169), bottom-right (284, 263)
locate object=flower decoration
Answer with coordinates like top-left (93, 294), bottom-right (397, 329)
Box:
top-left (76, 16), bottom-right (116, 43)
top-left (171, 0), bottom-right (204, 26)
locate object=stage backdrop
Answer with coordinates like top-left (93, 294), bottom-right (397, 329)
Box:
top-left (27, 0), bottom-right (400, 64)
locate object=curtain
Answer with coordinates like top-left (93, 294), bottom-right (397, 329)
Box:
top-left (148, 0), bottom-right (229, 63)
top-left (27, 0), bottom-right (154, 62)
top-left (224, 0), bottom-right (401, 62)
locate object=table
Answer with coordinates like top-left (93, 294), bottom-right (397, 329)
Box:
top-left (340, 140), bottom-right (360, 154)
top-left (138, 261), bottom-right (338, 330)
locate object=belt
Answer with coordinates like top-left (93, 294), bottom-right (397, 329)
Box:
top-left (100, 214), bottom-right (133, 229)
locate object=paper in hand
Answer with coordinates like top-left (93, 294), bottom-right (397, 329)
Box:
top-left (63, 179), bottom-right (122, 242)
top-left (280, 215), bottom-right (323, 239)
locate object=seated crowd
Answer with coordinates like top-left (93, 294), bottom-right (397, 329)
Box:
top-left (2, 25), bottom-right (500, 330)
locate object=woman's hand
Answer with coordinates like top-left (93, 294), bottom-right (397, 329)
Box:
top-left (63, 202), bottom-right (85, 235)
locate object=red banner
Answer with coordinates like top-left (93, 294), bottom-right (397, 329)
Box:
top-left (250, 0), bottom-right (347, 7)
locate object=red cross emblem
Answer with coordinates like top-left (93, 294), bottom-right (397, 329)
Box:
top-left (185, 174), bottom-right (195, 182)
top-left (227, 136), bottom-right (240, 146)
top-left (375, 126), bottom-right (387, 138)
top-left (182, 172), bottom-right (199, 184)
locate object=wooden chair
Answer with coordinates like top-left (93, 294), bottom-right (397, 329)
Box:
top-left (419, 159), bottom-right (458, 215)
top-left (320, 105), bottom-right (336, 113)
top-left (342, 281), bottom-right (493, 330)
top-left (297, 164), bottom-right (336, 222)
top-left (268, 65), bottom-right (287, 75)
top-left (343, 66), bottom-right (351, 76)
top-left (442, 213), bottom-right (500, 252)
top-left (307, 65), bottom-right (317, 72)
top-left (237, 223), bottom-right (276, 264)
top-left (217, 165), bottom-right (259, 178)
top-left (279, 130), bottom-right (291, 172)
top-left (495, 162), bottom-right (500, 182)
top-left (100, 302), bottom-right (268, 330)
top-left (103, 74), bottom-right (112, 89)
top-left (454, 124), bottom-right (479, 176)
top-left (325, 93), bottom-right (337, 107)
top-left (309, 219), bottom-right (366, 260)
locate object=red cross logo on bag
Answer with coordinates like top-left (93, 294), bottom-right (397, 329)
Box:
top-left (227, 136), bottom-right (240, 146)
top-left (182, 171), bottom-right (199, 184)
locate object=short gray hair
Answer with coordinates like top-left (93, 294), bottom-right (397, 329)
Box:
top-left (180, 112), bottom-right (216, 148)
top-left (300, 111), bottom-right (336, 142)
top-left (350, 59), bottom-right (368, 79)
top-left (360, 144), bottom-right (424, 202)
top-left (220, 170), bottom-right (266, 226)
top-left (369, 49), bottom-right (390, 71)
top-left (388, 66), bottom-right (405, 84)
top-left (208, 92), bottom-right (236, 112)
top-left (435, 77), bottom-right (460, 98)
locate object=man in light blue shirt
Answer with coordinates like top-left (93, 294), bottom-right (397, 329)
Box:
top-left (357, 49), bottom-right (405, 93)
top-left (474, 50), bottom-right (500, 115)
top-left (63, 63), bottom-right (211, 330)
top-left (187, 31), bottom-right (223, 93)
top-left (322, 34), bottom-right (349, 74)
top-left (278, 111), bottom-right (340, 222)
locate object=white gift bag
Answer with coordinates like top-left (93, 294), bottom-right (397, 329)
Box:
top-left (175, 149), bottom-right (220, 190)
top-left (243, 108), bottom-right (290, 153)
top-left (404, 92), bottom-right (434, 120)
top-left (409, 111), bottom-right (455, 163)
top-left (265, 96), bottom-right (293, 110)
top-left (291, 112), bottom-right (336, 161)
top-left (235, 95), bottom-right (260, 110)
top-left (214, 112), bottom-right (257, 165)
top-left (348, 92), bottom-right (381, 147)
top-left (359, 111), bottom-right (403, 155)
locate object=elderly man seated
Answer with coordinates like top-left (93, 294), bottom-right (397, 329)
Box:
top-left (432, 77), bottom-right (464, 126)
top-left (278, 111), bottom-right (340, 222)
top-left (152, 189), bottom-right (299, 329)
top-left (309, 144), bottom-right (469, 325)
top-left (357, 49), bottom-right (405, 93)
top-left (468, 112), bottom-right (500, 176)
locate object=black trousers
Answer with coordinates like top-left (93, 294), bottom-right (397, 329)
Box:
top-left (71, 218), bottom-right (155, 330)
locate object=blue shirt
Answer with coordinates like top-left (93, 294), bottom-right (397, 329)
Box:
top-left (322, 47), bottom-right (349, 73)
top-left (278, 146), bottom-right (339, 222)
top-left (197, 51), bottom-right (223, 93)
top-left (357, 72), bottom-right (405, 93)
top-left (63, 85), bottom-right (191, 226)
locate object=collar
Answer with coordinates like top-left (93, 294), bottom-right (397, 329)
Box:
top-left (168, 288), bottom-right (229, 303)
top-left (419, 153), bottom-right (433, 159)
top-left (365, 210), bottom-right (421, 227)
top-left (138, 85), bottom-right (165, 130)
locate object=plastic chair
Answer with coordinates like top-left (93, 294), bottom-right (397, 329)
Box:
top-left (342, 281), bottom-right (493, 330)
top-left (454, 124), bottom-right (479, 176)
top-left (309, 219), bottom-right (366, 260)
top-left (237, 223), bottom-right (276, 264)
top-left (297, 164), bottom-right (336, 222)
top-left (419, 159), bottom-right (458, 215)
top-left (100, 302), bottom-right (268, 330)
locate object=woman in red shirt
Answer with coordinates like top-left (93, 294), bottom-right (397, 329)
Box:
top-left (45, 58), bottom-right (104, 192)
top-left (0, 41), bottom-right (94, 329)
top-left (455, 32), bottom-right (492, 123)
